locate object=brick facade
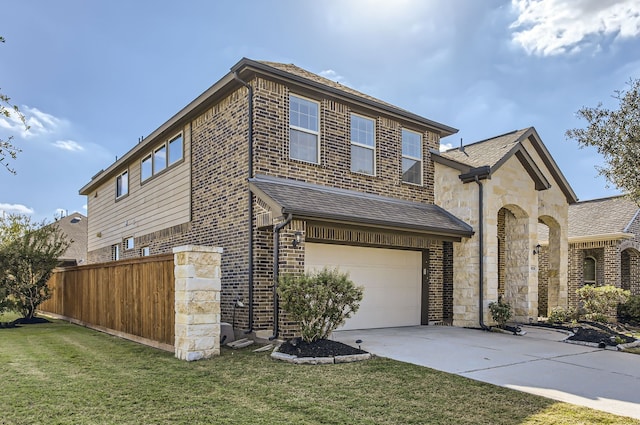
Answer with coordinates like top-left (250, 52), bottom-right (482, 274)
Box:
top-left (84, 63), bottom-right (455, 338)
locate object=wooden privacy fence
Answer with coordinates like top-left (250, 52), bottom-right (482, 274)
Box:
top-left (40, 254), bottom-right (175, 349)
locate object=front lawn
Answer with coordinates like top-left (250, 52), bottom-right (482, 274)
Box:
top-left (1, 316), bottom-right (638, 425)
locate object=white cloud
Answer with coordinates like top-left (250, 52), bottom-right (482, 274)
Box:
top-left (510, 0), bottom-right (640, 56)
top-left (319, 69), bottom-right (350, 86)
top-left (82, 204), bottom-right (87, 211)
top-left (53, 140), bottom-right (85, 152)
top-left (0, 105), bottom-right (64, 139)
top-left (439, 142), bottom-right (454, 152)
top-left (0, 203), bottom-right (34, 215)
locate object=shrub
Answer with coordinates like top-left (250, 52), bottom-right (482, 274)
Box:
top-left (576, 285), bottom-right (630, 322)
top-left (488, 298), bottom-right (511, 328)
top-left (547, 306), bottom-right (569, 324)
top-left (278, 268), bottom-right (364, 343)
top-left (618, 295), bottom-right (640, 324)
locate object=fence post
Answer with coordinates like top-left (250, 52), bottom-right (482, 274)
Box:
top-left (173, 245), bottom-right (223, 361)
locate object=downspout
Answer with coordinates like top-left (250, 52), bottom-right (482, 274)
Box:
top-left (233, 71), bottom-right (255, 333)
top-left (475, 176), bottom-right (490, 331)
top-left (270, 213), bottom-right (293, 340)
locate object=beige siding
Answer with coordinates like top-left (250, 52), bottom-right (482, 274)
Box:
top-left (87, 125), bottom-right (191, 252)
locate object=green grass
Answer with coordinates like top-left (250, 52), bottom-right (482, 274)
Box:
top-left (1, 317), bottom-right (638, 425)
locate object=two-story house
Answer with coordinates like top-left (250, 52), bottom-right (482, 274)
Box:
top-left (80, 58), bottom-right (476, 338)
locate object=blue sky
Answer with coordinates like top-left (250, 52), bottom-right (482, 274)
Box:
top-left (1, 0), bottom-right (639, 221)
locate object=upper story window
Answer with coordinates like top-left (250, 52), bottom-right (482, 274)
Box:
top-left (141, 155), bottom-right (152, 181)
top-left (116, 170), bottom-right (129, 199)
top-left (168, 134), bottom-right (183, 165)
top-left (350, 114), bottom-right (375, 175)
top-left (401, 129), bottom-right (422, 185)
top-left (141, 246), bottom-right (150, 257)
top-left (141, 132), bottom-right (183, 182)
top-left (111, 244), bottom-right (120, 261)
top-left (584, 256), bottom-right (596, 284)
top-left (289, 94), bottom-right (319, 164)
top-left (153, 145), bottom-right (167, 174)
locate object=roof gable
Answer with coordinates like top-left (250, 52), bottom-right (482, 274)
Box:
top-left (432, 127), bottom-right (577, 203)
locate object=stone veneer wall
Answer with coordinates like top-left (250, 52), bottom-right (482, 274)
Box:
top-left (173, 245), bottom-right (223, 361)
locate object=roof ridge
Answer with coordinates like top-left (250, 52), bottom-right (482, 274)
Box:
top-left (444, 128), bottom-right (530, 152)
top-left (573, 194), bottom-right (631, 205)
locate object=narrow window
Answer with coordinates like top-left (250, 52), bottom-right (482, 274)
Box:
top-left (402, 129), bottom-right (422, 185)
top-left (168, 134), bottom-right (183, 165)
top-left (351, 114), bottom-right (375, 175)
top-left (141, 154), bottom-right (152, 181)
top-left (111, 244), bottom-right (120, 261)
top-left (141, 246), bottom-right (150, 257)
top-left (124, 237), bottom-right (134, 251)
top-left (153, 145), bottom-right (167, 174)
top-left (289, 95), bottom-right (319, 164)
top-left (116, 171), bottom-right (128, 198)
top-left (583, 256), bottom-right (596, 284)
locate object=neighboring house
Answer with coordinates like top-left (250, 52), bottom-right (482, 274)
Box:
top-left (79, 58), bottom-right (577, 335)
top-left (539, 196), bottom-right (640, 312)
top-left (53, 212), bottom-right (88, 266)
top-left (432, 128), bottom-right (577, 326)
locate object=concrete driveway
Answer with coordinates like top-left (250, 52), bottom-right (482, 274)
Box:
top-left (332, 325), bottom-right (640, 420)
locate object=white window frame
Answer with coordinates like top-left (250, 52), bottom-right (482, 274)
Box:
top-left (141, 132), bottom-right (183, 183)
top-left (116, 170), bottom-right (129, 199)
top-left (584, 256), bottom-right (597, 284)
top-left (112, 244), bottom-right (120, 261)
top-left (141, 246), bottom-right (150, 257)
top-left (124, 236), bottom-right (135, 251)
top-left (401, 128), bottom-right (423, 186)
top-left (289, 94), bottom-right (320, 164)
top-left (350, 114), bottom-right (376, 176)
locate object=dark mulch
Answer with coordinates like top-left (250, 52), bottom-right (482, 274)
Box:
top-left (277, 338), bottom-right (368, 357)
top-left (531, 321), bottom-right (636, 347)
top-left (0, 316), bottom-right (50, 329)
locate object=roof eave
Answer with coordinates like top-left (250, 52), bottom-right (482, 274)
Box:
top-left (569, 233), bottom-right (635, 243)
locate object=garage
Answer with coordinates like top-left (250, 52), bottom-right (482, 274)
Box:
top-left (305, 243), bottom-right (422, 331)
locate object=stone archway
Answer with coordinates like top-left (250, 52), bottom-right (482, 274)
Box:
top-left (497, 204), bottom-right (531, 321)
top-left (621, 245), bottom-right (640, 296)
top-left (538, 215), bottom-right (561, 316)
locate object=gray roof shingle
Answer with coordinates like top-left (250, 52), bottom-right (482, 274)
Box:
top-left (568, 196), bottom-right (639, 238)
top-left (249, 175), bottom-right (474, 239)
top-left (437, 129), bottom-right (529, 168)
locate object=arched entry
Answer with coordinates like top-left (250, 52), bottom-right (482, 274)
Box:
top-left (538, 215), bottom-right (561, 316)
top-left (621, 246), bottom-right (640, 295)
top-left (497, 205), bottom-right (530, 321)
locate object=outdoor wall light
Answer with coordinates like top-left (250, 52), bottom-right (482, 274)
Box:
top-left (292, 232), bottom-right (303, 248)
top-left (533, 244), bottom-right (541, 255)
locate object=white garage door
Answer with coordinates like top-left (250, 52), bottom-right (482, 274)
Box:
top-left (305, 243), bottom-right (422, 331)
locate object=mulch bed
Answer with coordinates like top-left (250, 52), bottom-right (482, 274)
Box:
top-left (531, 321), bottom-right (636, 347)
top-left (0, 316), bottom-right (50, 329)
top-left (277, 338), bottom-right (368, 357)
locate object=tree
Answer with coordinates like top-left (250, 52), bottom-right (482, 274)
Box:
top-left (0, 36), bottom-right (28, 174)
top-left (566, 78), bottom-right (640, 205)
top-left (0, 214), bottom-right (70, 319)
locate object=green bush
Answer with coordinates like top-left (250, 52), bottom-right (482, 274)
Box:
top-left (488, 299), bottom-right (511, 328)
top-left (576, 284), bottom-right (630, 322)
top-left (278, 268), bottom-right (364, 343)
top-left (547, 306), bottom-right (569, 324)
top-left (618, 295), bottom-right (640, 323)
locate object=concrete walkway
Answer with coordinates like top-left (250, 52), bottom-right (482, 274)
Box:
top-left (332, 325), bottom-right (640, 420)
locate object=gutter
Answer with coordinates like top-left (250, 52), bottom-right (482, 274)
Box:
top-left (233, 71), bottom-right (255, 334)
top-left (270, 214), bottom-right (293, 340)
top-left (459, 166), bottom-right (491, 330)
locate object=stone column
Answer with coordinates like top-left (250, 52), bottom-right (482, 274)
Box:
top-left (173, 245), bottom-right (223, 361)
